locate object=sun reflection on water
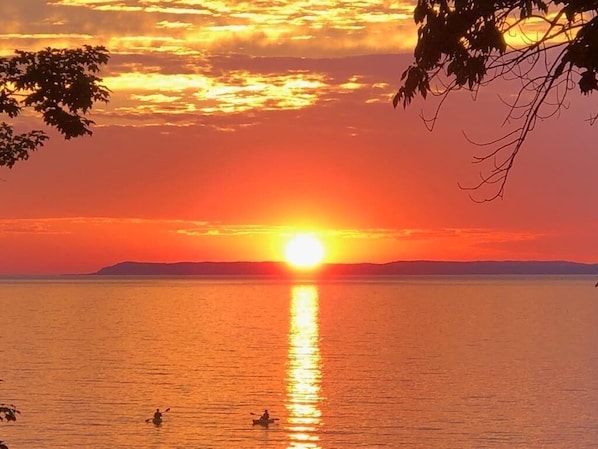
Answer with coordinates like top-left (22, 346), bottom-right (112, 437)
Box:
top-left (286, 285), bottom-right (322, 449)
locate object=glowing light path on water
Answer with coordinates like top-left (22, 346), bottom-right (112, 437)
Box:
top-left (286, 285), bottom-right (322, 449)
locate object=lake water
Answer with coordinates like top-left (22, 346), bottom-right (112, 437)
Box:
top-left (1, 275), bottom-right (597, 448)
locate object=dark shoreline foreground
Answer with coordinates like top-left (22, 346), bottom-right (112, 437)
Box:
top-left (94, 260), bottom-right (598, 276)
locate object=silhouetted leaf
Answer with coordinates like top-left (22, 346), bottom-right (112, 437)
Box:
top-left (579, 70), bottom-right (597, 95)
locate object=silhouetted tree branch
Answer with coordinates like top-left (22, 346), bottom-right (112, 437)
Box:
top-left (395, 1), bottom-right (597, 201)
top-left (0, 45), bottom-right (110, 168)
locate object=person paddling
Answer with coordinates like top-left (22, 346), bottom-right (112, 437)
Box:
top-left (260, 409), bottom-right (270, 421)
top-left (146, 407), bottom-right (169, 424)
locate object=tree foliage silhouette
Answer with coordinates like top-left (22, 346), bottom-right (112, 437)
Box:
top-left (0, 45), bottom-right (110, 168)
top-left (0, 379), bottom-right (19, 449)
top-left (0, 404), bottom-right (18, 423)
top-left (394, 1), bottom-right (597, 201)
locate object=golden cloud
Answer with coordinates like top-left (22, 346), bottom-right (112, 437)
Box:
top-left (98, 68), bottom-right (378, 123)
top-left (34, 0), bottom-right (417, 56)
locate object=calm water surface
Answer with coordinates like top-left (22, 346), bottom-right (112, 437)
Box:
top-left (1, 276), bottom-right (597, 448)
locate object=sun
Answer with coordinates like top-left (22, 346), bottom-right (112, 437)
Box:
top-left (284, 234), bottom-right (325, 269)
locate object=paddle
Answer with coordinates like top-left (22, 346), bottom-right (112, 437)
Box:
top-left (145, 407), bottom-right (170, 423)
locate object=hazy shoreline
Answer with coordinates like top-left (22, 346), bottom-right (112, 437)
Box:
top-left (92, 260), bottom-right (598, 276)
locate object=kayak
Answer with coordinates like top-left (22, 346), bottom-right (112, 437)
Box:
top-left (252, 418), bottom-right (275, 427)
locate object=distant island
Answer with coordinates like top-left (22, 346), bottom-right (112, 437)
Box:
top-left (94, 260), bottom-right (598, 276)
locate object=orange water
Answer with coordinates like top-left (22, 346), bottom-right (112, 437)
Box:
top-left (1, 276), bottom-right (597, 448)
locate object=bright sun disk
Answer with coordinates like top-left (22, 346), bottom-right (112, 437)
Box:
top-left (285, 234), bottom-right (325, 268)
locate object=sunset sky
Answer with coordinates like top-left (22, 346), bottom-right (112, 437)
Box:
top-left (0, 0), bottom-right (597, 275)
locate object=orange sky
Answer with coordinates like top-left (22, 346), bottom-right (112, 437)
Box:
top-left (0, 1), bottom-right (597, 275)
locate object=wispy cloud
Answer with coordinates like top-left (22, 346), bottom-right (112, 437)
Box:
top-left (2, 0), bottom-right (417, 56)
top-left (0, 217), bottom-right (547, 249)
top-left (92, 52), bottom-right (396, 127)
top-left (0, 0), bottom-right (413, 131)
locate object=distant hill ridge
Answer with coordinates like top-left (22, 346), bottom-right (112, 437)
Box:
top-left (94, 260), bottom-right (598, 276)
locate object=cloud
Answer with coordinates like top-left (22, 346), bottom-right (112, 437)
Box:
top-left (0, 219), bottom-right (72, 236)
top-left (88, 53), bottom-right (402, 127)
top-left (0, 1), bottom-right (415, 130)
top-left (0, 216), bottom-right (544, 246)
top-left (2, 0), bottom-right (417, 56)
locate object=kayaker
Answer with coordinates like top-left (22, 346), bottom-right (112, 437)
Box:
top-left (153, 408), bottom-right (162, 422)
top-left (260, 409), bottom-right (270, 421)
